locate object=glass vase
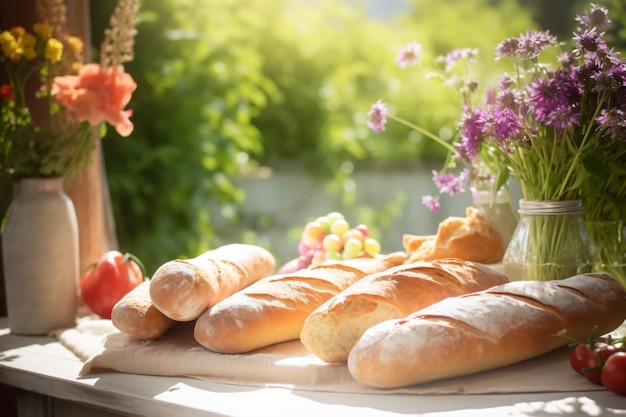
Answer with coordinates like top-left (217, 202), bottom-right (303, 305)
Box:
top-left (586, 220), bottom-right (626, 287)
top-left (471, 187), bottom-right (518, 247)
top-left (502, 200), bottom-right (596, 282)
top-left (1, 177), bottom-right (79, 335)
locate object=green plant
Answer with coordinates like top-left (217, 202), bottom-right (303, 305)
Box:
top-left (97, 0), bottom-right (538, 273)
top-left (96, 0), bottom-right (278, 274)
top-left (0, 0), bottom-right (138, 183)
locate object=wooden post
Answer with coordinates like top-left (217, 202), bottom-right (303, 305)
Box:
top-left (63, 0), bottom-right (119, 273)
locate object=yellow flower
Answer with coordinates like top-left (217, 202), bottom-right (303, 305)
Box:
top-left (45, 37), bottom-right (63, 62)
top-left (33, 23), bottom-right (53, 40)
top-left (0, 31), bottom-right (19, 58)
top-left (18, 32), bottom-right (36, 60)
top-left (20, 32), bottom-right (36, 49)
top-left (67, 36), bottom-right (84, 54)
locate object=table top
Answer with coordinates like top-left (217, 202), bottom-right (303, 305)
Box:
top-left (0, 318), bottom-right (625, 417)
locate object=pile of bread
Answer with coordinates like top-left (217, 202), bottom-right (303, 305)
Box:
top-left (111, 207), bottom-right (626, 389)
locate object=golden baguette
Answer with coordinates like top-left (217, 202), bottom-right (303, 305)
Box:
top-left (194, 252), bottom-right (407, 353)
top-left (301, 258), bottom-right (509, 363)
top-left (348, 272), bottom-right (626, 389)
top-left (149, 243), bottom-right (276, 321)
top-left (111, 281), bottom-right (176, 339)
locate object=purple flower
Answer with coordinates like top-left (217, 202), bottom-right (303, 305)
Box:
top-left (439, 48), bottom-right (478, 72)
top-left (432, 170), bottom-right (466, 196)
top-left (459, 106), bottom-right (488, 157)
top-left (496, 30), bottom-right (557, 60)
top-left (422, 195), bottom-right (440, 213)
top-left (576, 4), bottom-right (610, 30)
top-left (528, 70), bottom-right (581, 131)
top-left (495, 37), bottom-right (519, 59)
top-left (492, 108), bottom-right (521, 144)
top-left (367, 99), bottom-right (388, 133)
top-left (574, 27), bottom-right (609, 55)
top-left (395, 42), bottom-right (422, 69)
top-left (597, 108), bottom-right (626, 141)
top-left (517, 30), bottom-right (558, 60)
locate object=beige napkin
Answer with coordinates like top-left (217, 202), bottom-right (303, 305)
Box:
top-left (57, 317), bottom-right (621, 395)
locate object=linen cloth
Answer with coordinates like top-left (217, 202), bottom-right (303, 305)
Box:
top-left (57, 317), bottom-right (625, 395)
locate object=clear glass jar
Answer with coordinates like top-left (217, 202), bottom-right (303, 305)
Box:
top-left (586, 220), bottom-right (626, 287)
top-left (502, 200), bottom-right (596, 282)
top-left (471, 187), bottom-right (518, 247)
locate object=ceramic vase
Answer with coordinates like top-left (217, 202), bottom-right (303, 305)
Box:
top-left (1, 177), bottom-right (79, 335)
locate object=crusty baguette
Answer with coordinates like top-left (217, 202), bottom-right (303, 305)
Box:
top-left (149, 244), bottom-right (276, 321)
top-left (348, 272), bottom-right (626, 389)
top-left (111, 281), bottom-right (177, 339)
top-left (403, 207), bottom-right (505, 264)
top-left (193, 252), bottom-right (407, 353)
top-left (301, 258), bottom-right (508, 363)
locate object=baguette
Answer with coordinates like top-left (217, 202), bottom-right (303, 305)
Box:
top-left (348, 272), bottom-right (626, 389)
top-left (194, 252), bottom-right (407, 353)
top-left (149, 244), bottom-right (276, 321)
top-left (301, 258), bottom-right (508, 363)
top-left (111, 281), bottom-right (177, 339)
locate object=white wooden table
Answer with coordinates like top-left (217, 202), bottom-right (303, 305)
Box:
top-left (0, 318), bottom-right (625, 417)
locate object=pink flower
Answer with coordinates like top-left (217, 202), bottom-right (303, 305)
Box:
top-left (367, 99), bottom-right (388, 133)
top-left (422, 195), bottom-right (440, 212)
top-left (51, 63), bottom-right (137, 137)
top-left (395, 41), bottom-right (422, 68)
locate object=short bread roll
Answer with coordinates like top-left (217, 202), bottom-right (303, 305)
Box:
top-left (111, 281), bottom-right (176, 340)
top-left (403, 206), bottom-right (505, 264)
top-left (348, 273), bottom-right (626, 389)
top-left (150, 243), bottom-right (276, 322)
top-left (194, 252), bottom-right (406, 354)
top-left (300, 259), bottom-right (508, 363)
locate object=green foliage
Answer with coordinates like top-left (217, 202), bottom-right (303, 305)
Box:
top-left (96, 0), bottom-right (279, 273)
top-left (98, 0), bottom-right (539, 273)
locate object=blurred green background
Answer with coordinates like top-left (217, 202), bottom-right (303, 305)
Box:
top-left (54, 0), bottom-right (626, 274)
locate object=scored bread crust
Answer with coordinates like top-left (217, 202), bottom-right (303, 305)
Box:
top-left (111, 281), bottom-right (177, 340)
top-left (149, 244), bottom-right (276, 322)
top-left (193, 252), bottom-right (407, 354)
top-left (347, 273), bottom-right (626, 389)
top-left (300, 259), bottom-right (509, 363)
top-left (403, 207), bottom-right (505, 264)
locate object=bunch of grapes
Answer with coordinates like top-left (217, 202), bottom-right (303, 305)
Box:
top-left (296, 212), bottom-right (382, 269)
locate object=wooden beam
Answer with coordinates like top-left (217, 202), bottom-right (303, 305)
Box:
top-left (63, 0), bottom-right (120, 274)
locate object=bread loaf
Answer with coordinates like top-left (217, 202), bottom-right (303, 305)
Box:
top-left (111, 281), bottom-right (176, 339)
top-left (193, 252), bottom-right (407, 353)
top-left (348, 273), bottom-right (626, 389)
top-left (403, 207), bottom-right (505, 264)
top-left (301, 258), bottom-right (508, 363)
top-left (149, 244), bottom-right (276, 321)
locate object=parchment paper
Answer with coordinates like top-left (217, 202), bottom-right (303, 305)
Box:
top-left (57, 317), bottom-right (624, 395)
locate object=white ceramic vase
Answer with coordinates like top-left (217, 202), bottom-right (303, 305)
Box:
top-left (1, 177), bottom-right (79, 335)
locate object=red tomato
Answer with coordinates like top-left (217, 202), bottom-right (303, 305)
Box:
top-left (570, 343), bottom-right (593, 375)
top-left (79, 250), bottom-right (145, 319)
top-left (602, 352), bottom-right (626, 396)
top-left (582, 343), bottom-right (621, 385)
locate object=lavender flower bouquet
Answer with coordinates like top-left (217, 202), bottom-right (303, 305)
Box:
top-left (367, 4), bottom-right (626, 282)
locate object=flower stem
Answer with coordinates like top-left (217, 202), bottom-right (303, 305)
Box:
top-left (387, 114), bottom-right (456, 153)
